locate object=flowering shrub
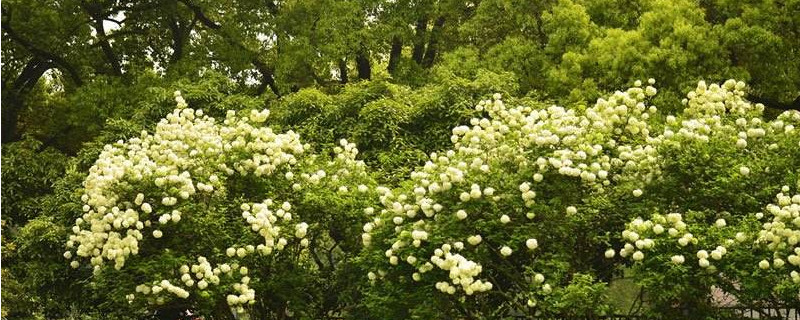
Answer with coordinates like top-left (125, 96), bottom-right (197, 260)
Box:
top-left (62, 79), bottom-right (800, 318)
top-left (65, 92), bottom-right (376, 318)
top-left (615, 190), bottom-right (800, 316)
top-left (609, 80), bottom-right (800, 316)
top-left (361, 79), bottom-right (800, 317)
top-left (361, 79), bottom-right (668, 317)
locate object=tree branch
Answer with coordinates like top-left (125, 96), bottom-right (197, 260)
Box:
top-left (178, 0), bottom-right (221, 30)
top-left (748, 94), bottom-right (800, 112)
top-left (82, 1), bottom-right (123, 76)
top-left (2, 9), bottom-right (83, 86)
top-left (105, 28), bottom-right (148, 40)
top-left (178, 0), bottom-right (280, 96)
top-left (2, 57), bottom-right (54, 143)
top-left (103, 17), bottom-right (125, 25)
top-left (309, 240), bottom-right (328, 271)
top-left (11, 57), bottom-right (53, 96)
top-left (326, 240), bottom-right (339, 268)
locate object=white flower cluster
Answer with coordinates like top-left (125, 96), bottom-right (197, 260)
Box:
top-left (430, 244), bottom-right (491, 295)
top-left (129, 256), bottom-right (235, 304)
top-left (757, 187), bottom-right (800, 282)
top-left (66, 91), bottom-right (373, 311)
top-left (235, 200), bottom-right (307, 256)
top-left (671, 79), bottom-right (799, 151)
top-left (67, 91), bottom-right (305, 272)
top-left (131, 279), bottom-right (190, 304)
top-left (364, 81), bottom-right (671, 296)
top-left (132, 256), bottom-right (255, 312)
top-left (614, 213), bottom-right (734, 272)
top-left (226, 277), bottom-right (256, 314)
top-left (612, 80), bottom-right (799, 275)
top-left (365, 79), bottom-right (800, 299)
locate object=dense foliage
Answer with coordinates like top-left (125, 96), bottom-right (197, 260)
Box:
top-left (2, 0), bottom-right (799, 319)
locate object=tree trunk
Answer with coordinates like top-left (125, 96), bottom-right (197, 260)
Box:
top-left (170, 27), bottom-right (185, 63)
top-left (411, 16), bottom-right (428, 65)
top-left (168, 13), bottom-right (197, 64)
top-left (421, 16), bottom-right (445, 68)
top-left (533, 10), bottom-right (548, 49)
top-left (2, 57), bottom-right (52, 143)
top-left (254, 59), bottom-right (280, 97)
top-left (338, 58), bottom-right (348, 84)
top-left (2, 89), bottom-right (23, 144)
top-left (387, 36), bottom-right (402, 75)
top-left (356, 47), bottom-right (371, 80)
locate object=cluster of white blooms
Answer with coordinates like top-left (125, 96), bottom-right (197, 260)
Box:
top-left (67, 91), bottom-right (306, 272)
top-left (134, 256), bottom-right (256, 312)
top-left (235, 200), bottom-right (308, 256)
top-left (67, 92), bottom-right (373, 311)
top-left (364, 80), bottom-right (671, 296)
top-left (429, 243), bottom-right (491, 295)
top-left (757, 187), bottom-right (800, 282)
top-left (226, 278), bottom-right (256, 314)
top-left (131, 279), bottom-right (190, 304)
top-left (364, 79), bottom-right (800, 299)
top-left (616, 188), bottom-right (800, 289)
top-left (615, 213), bottom-right (733, 272)
top-left (672, 79), bottom-right (799, 152)
top-left (612, 80), bottom-right (800, 279)
top-left (129, 256), bottom-right (243, 304)
top-left (462, 81), bottom-right (663, 188)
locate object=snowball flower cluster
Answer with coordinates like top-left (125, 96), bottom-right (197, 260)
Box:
top-left (67, 92), bottom-right (305, 272)
top-left (757, 188), bottom-right (800, 282)
top-left (66, 91), bottom-right (373, 311)
top-left (615, 212), bottom-right (739, 274)
top-left (611, 79), bottom-right (800, 275)
top-left (430, 244), bottom-right (492, 295)
top-left (364, 80), bottom-right (675, 298)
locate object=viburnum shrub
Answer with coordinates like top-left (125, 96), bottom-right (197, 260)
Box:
top-left (361, 79), bottom-right (667, 318)
top-left (609, 80), bottom-right (800, 315)
top-left (64, 80), bottom-right (800, 319)
top-left (615, 190), bottom-right (800, 316)
top-left (361, 79), bottom-right (800, 318)
top-left (64, 92), bottom-right (377, 318)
